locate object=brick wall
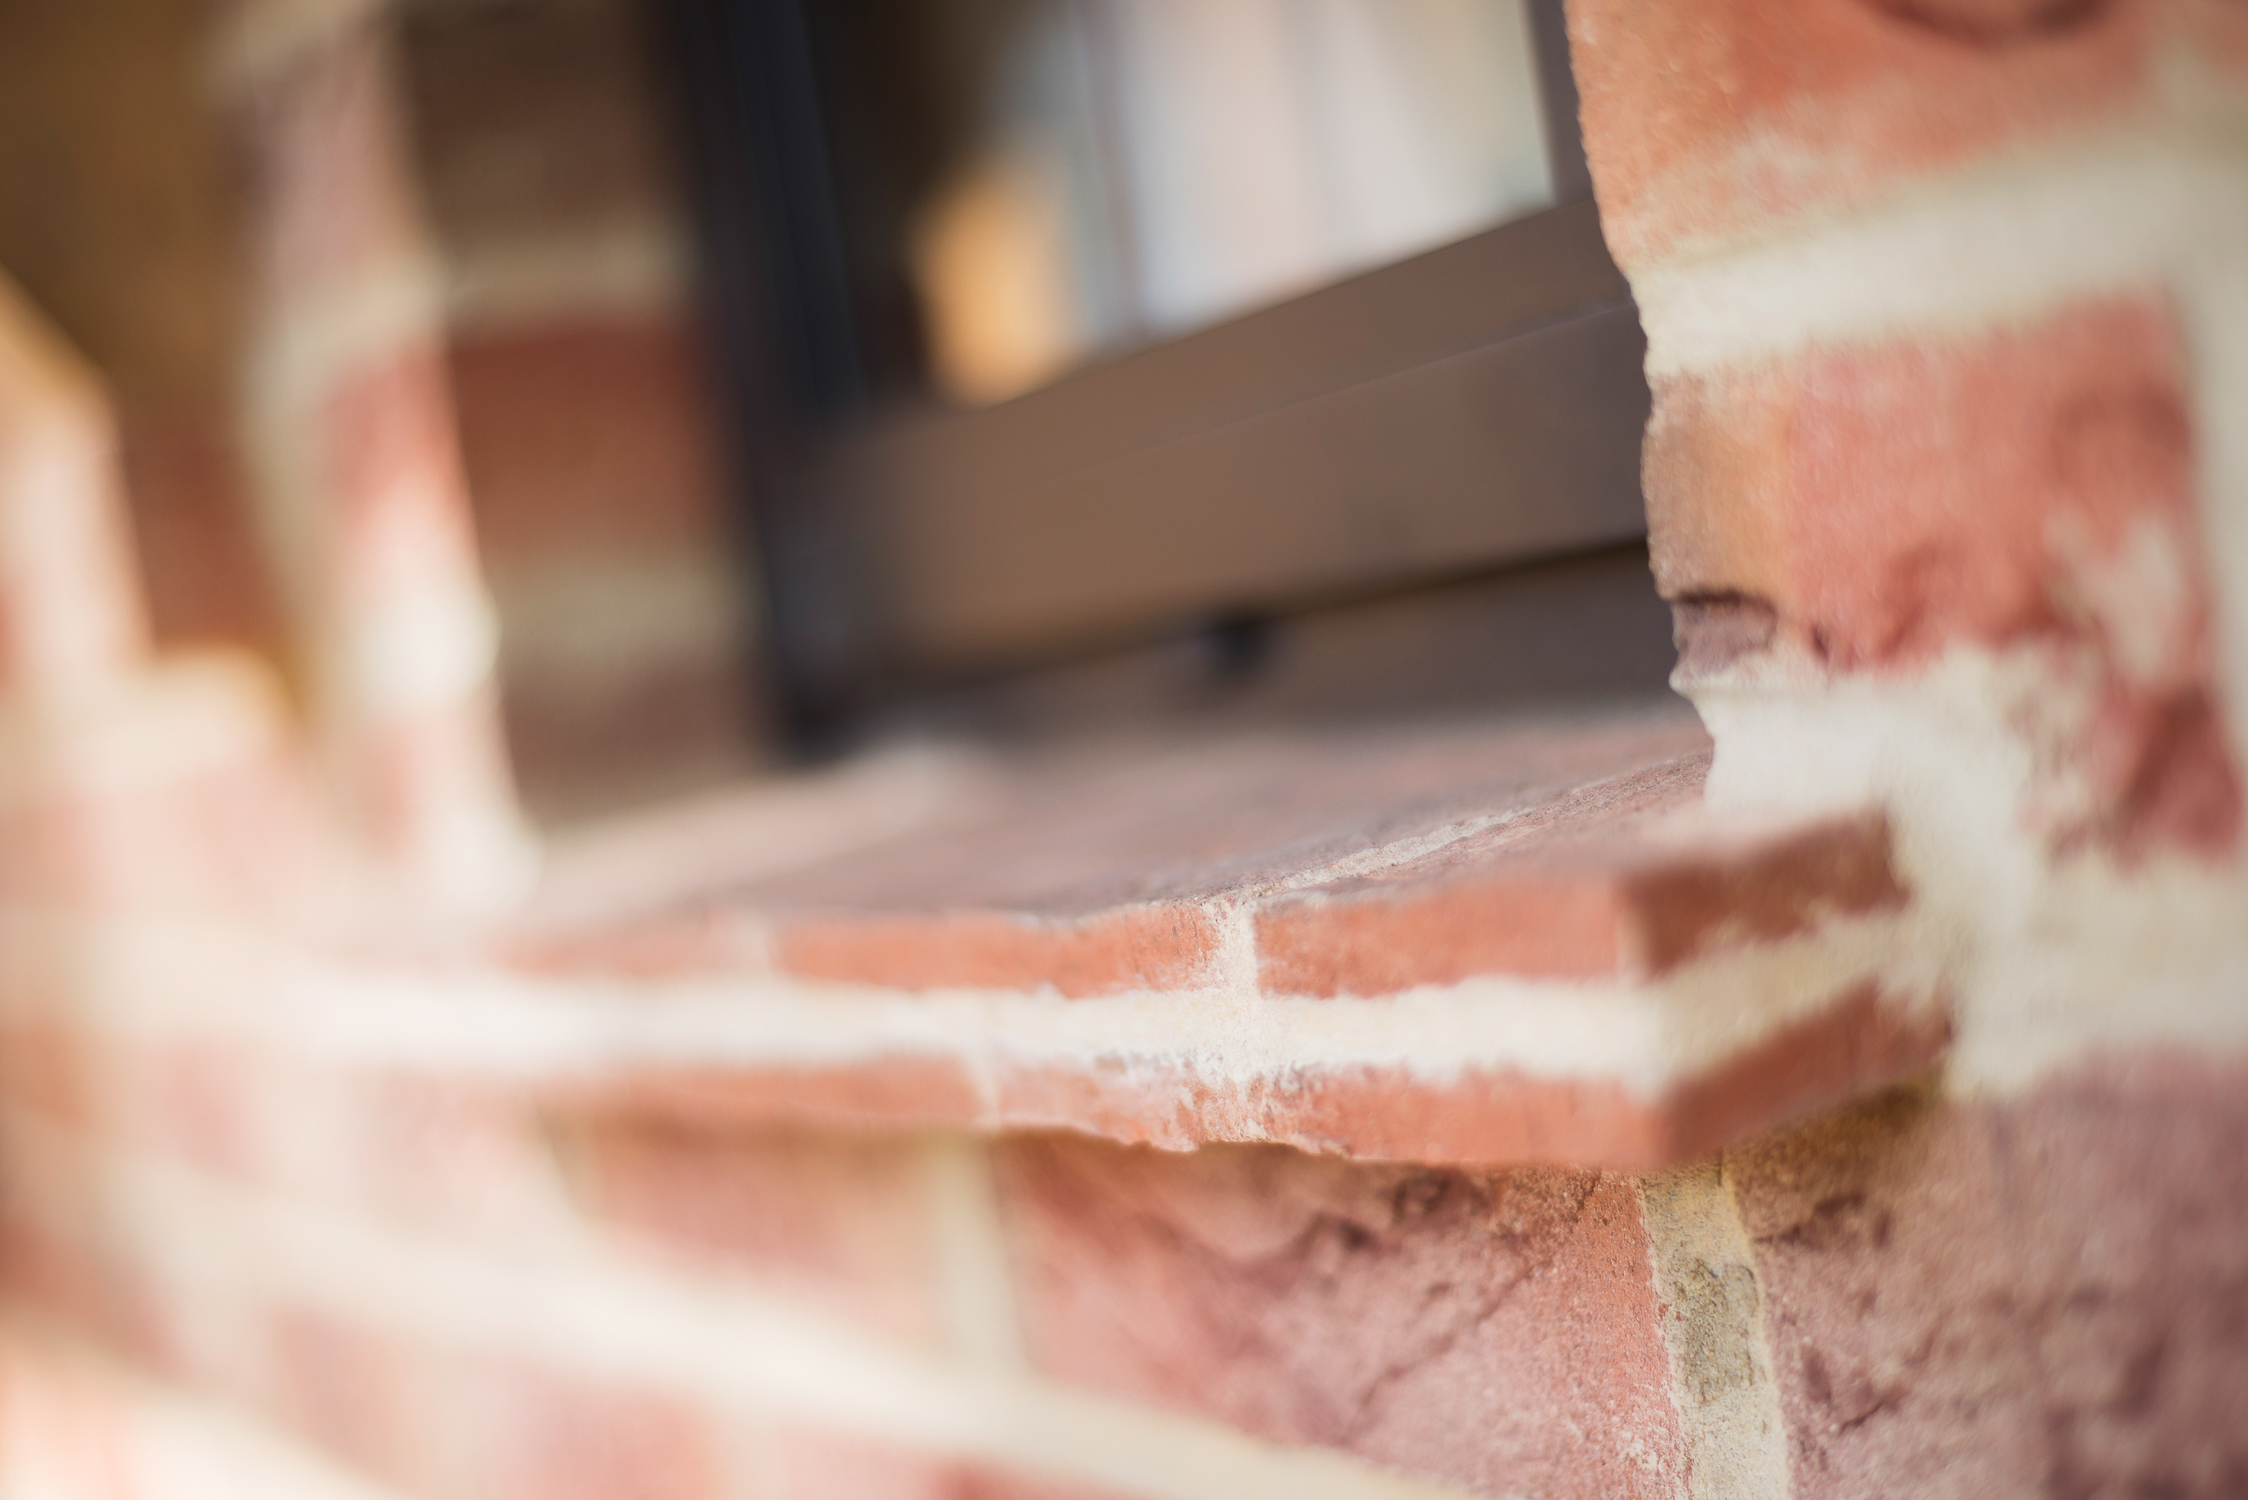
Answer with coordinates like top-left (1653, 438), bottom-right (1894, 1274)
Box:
top-left (0, 2), bottom-right (2243, 1499)
top-left (394, 0), bottom-right (769, 823)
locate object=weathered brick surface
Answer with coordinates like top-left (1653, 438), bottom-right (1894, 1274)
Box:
top-left (1646, 297), bottom-right (2239, 854)
top-left (1257, 759), bottom-right (1903, 992)
top-left (993, 1136), bottom-right (1686, 1498)
top-left (553, 1120), bottom-right (952, 1345)
top-left (1646, 299), bottom-right (2197, 669)
top-left (774, 906), bottom-right (1224, 998)
top-left (1730, 1057), bottom-right (2248, 1498)
top-left (1568, 0), bottom-right (2162, 268)
top-left (989, 980), bottom-right (1947, 1168)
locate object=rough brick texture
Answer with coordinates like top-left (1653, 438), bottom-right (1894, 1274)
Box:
top-left (995, 1136), bottom-right (1687, 1498)
top-left (1646, 297), bottom-right (2239, 854)
top-left (1647, 301), bottom-right (2202, 676)
top-left (1730, 1059), bottom-right (2248, 1498)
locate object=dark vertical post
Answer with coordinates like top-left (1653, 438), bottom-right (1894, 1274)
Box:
top-left (1524, 0), bottom-right (1594, 205)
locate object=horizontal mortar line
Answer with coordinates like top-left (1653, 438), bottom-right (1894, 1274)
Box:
top-left (445, 219), bottom-right (692, 332)
top-left (0, 907), bottom-right (1916, 1101)
top-left (319, 580), bottom-right (503, 715)
top-left (1633, 124), bottom-right (2248, 378)
top-left (0, 1112), bottom-right (1484, 1500)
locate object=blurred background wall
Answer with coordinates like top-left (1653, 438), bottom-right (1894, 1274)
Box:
top-left (0, 0), bottom-right (767, 829)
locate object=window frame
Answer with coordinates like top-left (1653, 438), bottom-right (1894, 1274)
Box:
top-left (667, 0), bottom-right (1649, 741)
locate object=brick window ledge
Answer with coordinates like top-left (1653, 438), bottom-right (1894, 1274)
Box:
top-left (2, 665), bottom-right (1943, 1171)
top-left (462, 694), bottom-right (1944, 1167)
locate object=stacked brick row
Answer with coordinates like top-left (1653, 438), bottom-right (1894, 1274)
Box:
top-left (1570, 0), bottom-right (2248, 1490)
top-left (391, 0), bottom-right (765, 820)
top-left (218, 0), bottom-right (531, 910)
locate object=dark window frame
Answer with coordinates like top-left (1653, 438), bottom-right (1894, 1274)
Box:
top-left (666, 0), bottom-right (1650, 745)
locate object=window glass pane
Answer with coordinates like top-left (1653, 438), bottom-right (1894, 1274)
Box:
top-left (895, 0), bottom-right (1554, 405)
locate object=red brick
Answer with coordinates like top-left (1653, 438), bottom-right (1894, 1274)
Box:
top-left (1242, 982), bottom-right (1935, 1166)
top-left (1728, 1054), bottom-right (2248, 1499)
top-left (727, 712), bottom-right (1708, 918)
top-left (116, 1037), bottom-right (262, 1183)
top-left (552, 1119), bottom-right (950, 1345)
top-left (309, 1070), bottom-right (575, 1245)
top-left (1663, 980), bottom-right (1952, 1155)
top-left (0, 742), bottom-right (324, 915)
top-left (0, 1214), bottom-right (167, 1376)
top-left (988, 1053), bottom-right (1665, 1165)
top-left (994, 1136), bottom-right (1686, 1498)
top-left (986, 1055), bottom-right (1229, 1154)
top-left (1258, 871), bottom-right (1633, 989)
top-left (1568, 0), bottom-right (2161, 267)
top-left (1645, 298), bottom-right (2238, 854)
top-left (1646, 300), bottom-right (2190, 663)
top-left (774, 905), bottom-right (1223, 999)
top-left (2180, 0), bottom-right (2248, 69)
top-left (450, 318), bottom-right (726, 572)
top-left (530, 710), bottom-right (1711, 998)
top-left (114, 395), bottom-right (282, 658)
top-left (1252, 1065), bottom-right (1670, 1166)
top-left (442, 1358), bottom-right (723, 1500)
top-left (266, 1309), bottom-right (420, 1488)
top-left (1255, 767), bottom-right (1902, 995)
top-left (0, 1013), bottom-right (97, 1130)
top-left (1629, 814), bottom-right (1907, 971)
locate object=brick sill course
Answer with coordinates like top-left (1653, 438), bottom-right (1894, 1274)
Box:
top-left (483, 695), bottom-right (1945, 1168)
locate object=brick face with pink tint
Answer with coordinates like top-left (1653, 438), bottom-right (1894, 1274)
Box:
top-left (1569, 0), bottom-right (2162, 268)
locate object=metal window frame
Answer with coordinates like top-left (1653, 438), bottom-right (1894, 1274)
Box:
top-left (668, 0), bottom-right (1649, 742)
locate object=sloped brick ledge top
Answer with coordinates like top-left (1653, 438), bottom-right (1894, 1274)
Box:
top-left (486, 699), bottom-right (1946, 1168)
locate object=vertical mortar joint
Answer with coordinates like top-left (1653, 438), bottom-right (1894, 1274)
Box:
top-left (1642, 1161), bottom-right (1792, 1500)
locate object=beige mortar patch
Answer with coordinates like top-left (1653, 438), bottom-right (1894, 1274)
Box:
top-left (1643, 1163), bottom-right (1792, 1500)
